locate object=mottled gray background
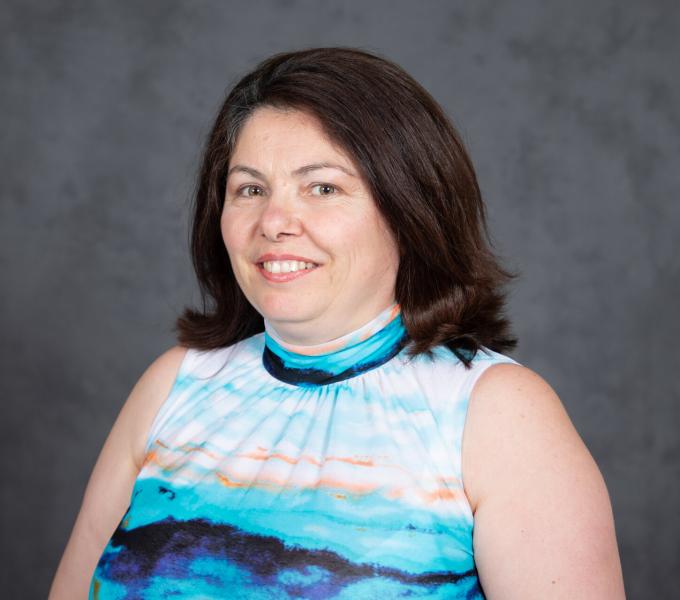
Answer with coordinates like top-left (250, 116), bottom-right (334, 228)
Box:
top-left (1, 1), bottom-right (678, 598)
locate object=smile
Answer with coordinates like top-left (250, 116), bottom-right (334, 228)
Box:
top-left (262, 260), bottom-right (317, 273)
top-left (257, 260), bottom-right (320, 282)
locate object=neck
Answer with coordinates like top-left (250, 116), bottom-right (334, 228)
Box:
top-left (262, 302), bottom-right (408, 387)
top-left (263, 300), bottom-right (400, 346)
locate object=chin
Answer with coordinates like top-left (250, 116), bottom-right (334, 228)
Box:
top-left (255, 297), bottom-right (324, 324)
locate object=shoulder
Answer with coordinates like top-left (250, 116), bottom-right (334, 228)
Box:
top-left (125, 345), bottom-right (190, 469)
top-left (462, 362), bottom-right (588, 512)
top-left (467, 360), bottom-right (561, 426)
top-left (464, 360), bottom-right (572, 437)
top-left (462, 363), bottom-right (625, 596)
top-left (136, 345), bottom-right (190, 386)
top-left (46, 345), bottom-right (191, 595)
top-left (124, 340), bottom-right (259, 464)
top-left (130, 345), bottom-right (190, 409)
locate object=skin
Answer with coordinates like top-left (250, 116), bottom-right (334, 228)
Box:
top-left (221, 106), bottom-right (400, 345)
top-left (465, 364), bottom-right (626, 598)
top-left (49, 106), bottom-right (625, 599)
top-left (48, 345), bottom-right (187, 599)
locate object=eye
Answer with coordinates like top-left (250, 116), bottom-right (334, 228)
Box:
top-left (311, 183), bottom-right (337, 196)
top-left (237, 184), bottom-right (265, 197)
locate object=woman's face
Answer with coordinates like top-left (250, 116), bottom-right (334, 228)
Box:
top-left (221, 106), bottom-right (400, 345)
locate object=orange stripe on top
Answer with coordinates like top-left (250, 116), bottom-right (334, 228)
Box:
top-left (145, 441), bottom-right (465, 490)
top-left (241, 447), bottom-right (375, 468)
top-left (215, 468), bottom-right (463, 504)
top-left (216, 470), bottom-right (378, 495)
top-left (145, 443), bottom-right (466, 506)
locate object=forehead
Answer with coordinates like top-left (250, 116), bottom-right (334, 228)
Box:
top-left (231, 107), bottom-right (352, 165)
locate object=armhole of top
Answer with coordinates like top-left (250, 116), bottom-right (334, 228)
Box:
top-left (461, 354), bottom-right (521, 405)
top-left (458, 352), bottom-right (522, 511)
top-left (141, 346), bottom-right (197, 457)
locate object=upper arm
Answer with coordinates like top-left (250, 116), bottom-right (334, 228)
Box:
top-left (48, 345), bottom-right (188, 600)
top-left (462, 363), bottom-right (626, 600)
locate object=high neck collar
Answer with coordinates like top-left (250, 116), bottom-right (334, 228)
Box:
top-left (262, 303), bottom-right (409, 387)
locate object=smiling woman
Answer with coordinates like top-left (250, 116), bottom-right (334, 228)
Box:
top-left (221, 107), bottom-right (400, 345)
top-left (49, 47), bottom-right (625, 599)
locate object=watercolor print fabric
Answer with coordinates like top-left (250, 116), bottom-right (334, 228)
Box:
top-left (90, 307), bottom-right (518, 599)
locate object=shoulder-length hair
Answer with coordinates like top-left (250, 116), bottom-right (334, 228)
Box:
top-left (175, 46), bottom-right (518, 367)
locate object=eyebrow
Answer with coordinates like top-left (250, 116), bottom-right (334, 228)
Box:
top-left (226, 162), bottom-right (357, 181)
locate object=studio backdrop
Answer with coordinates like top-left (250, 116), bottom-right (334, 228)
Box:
top-left (1, 1), bottom-right (678, 598)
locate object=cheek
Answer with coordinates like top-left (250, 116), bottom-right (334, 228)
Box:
top-left (337, 228), bottom-right (397, 281)
top-left (362, 215), bottom-right (399, 264)
top-left (323, 209), bottom-right (397, 261)
top-left (220, 212), bottom-right (242, 255)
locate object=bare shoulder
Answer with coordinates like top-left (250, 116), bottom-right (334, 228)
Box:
top-left (461, 362), bottom-right (626, 598)
top-left (462, 362), bottom-right (591, 511)
top-left (130, 344), bottom-right (189, 402)
top-left (125, 345), bottom-right (189, 469)
top-left (48, 345), bottom-right (190, 599)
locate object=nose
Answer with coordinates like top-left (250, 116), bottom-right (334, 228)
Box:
top-left (258, 190), bottom-right (303, 242)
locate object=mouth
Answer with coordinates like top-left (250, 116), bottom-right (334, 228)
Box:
top-left (258, 259), bottom-right (319, 274)
top-left (255, 259), bottom-right (321, 282)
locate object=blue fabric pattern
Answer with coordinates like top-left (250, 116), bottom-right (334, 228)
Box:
top-left (90, 303), bottom-right (520, 599)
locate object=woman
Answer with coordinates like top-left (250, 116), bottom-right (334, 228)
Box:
top-left (50, 47), bottom-right (625, 599)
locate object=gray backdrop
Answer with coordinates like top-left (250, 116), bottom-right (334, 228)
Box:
top-left (2, 1), bottom-right (678, 598)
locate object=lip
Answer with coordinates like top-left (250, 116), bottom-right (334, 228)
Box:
top-left (255, 253), bottom-right (320, 265)
top-left (254, 253), bottom-right (322, 283)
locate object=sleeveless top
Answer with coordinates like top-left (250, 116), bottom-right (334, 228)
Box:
top-left (90, 303), bottom-right (520, 599)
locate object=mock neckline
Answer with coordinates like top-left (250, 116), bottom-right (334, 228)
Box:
top-left (262, 303), bottom-right (409, 387)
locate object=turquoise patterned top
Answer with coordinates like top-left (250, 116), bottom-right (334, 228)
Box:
top-left (90, 303), bottom-right (519, 599)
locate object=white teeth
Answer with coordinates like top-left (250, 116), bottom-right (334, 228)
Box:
top-left (262, 260), bottom-right (318, 273)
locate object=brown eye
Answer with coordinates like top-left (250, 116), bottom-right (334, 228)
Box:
top-left (239, 185), bottom-right (264, 197)
top-left (311, 184), bottom-right (336, 196)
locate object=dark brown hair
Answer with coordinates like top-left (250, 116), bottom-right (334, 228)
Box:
top-left (175, 46), bottom-right (518, 367)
